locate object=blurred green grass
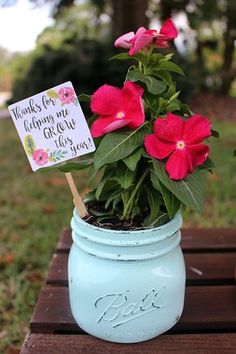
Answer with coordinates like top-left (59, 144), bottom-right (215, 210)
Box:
top-left (183, 120), bottom-right (236, 227)
top-left (0, 118), bottom-right (87, 352)
top-left (0, 117), bottom-right (235, 352)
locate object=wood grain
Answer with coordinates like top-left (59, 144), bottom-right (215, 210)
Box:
top-left (20, 333), bottom-right (236, 354)
top-left (56, 228), bottom-right (236, 253)
top-left (181, 228), bottom-right (236, 252)
top-left (30, 285), bottom-right (236, 334)
top-left (19, 227), bottom-right (236, 354)
top-left (46, 252), bottom-right (236, 286)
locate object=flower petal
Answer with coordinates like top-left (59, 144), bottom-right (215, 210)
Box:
top-left (121, 81), bottom-right (145, 128)
top-left (144, 134), bottom-right (176, 159)
top-left (91, 84), bottom-right (122, 115)
top-left (154, 112), bottom-right (184, 142)
top-left (165, 149), bottom-right (190, 180)
top-left (114, 31), bottom-right (134, 49)
top-left (122, 80), bottom-right (144, 97)
top-left (126, 97), bottom-right (145, 128)
top-left (156, 39), bottom-right (169, 48)
top-left (159, 18), bottom-right (178, 40)
top-left (183, 114), bottom-right (212, 144)
top-left (187, 143), bottom-right (209, 167)
top-left (135, 27), bottom-right (148, 36)
top-left (129, 33), bottom-right (154, 55)
top-left (91, 116), bottom-right (130, 138)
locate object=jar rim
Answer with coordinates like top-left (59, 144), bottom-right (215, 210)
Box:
top-left (71, 208), bottom-right (182, 247)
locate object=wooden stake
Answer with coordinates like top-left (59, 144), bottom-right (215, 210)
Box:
top-left (65, 172), bottom-right (88, 218)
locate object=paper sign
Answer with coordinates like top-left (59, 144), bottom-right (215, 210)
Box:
top-left (8, 81), bottom-right (95, 171)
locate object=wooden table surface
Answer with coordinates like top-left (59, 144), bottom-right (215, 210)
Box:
top-left (20, 228), bottom-right (236, 353)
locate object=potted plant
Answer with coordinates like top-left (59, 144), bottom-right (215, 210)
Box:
top-left (62, 18), bottom-right (215, 343)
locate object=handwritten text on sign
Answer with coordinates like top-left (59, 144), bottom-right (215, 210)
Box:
top-left (8, 81), bottom-right (95, 171)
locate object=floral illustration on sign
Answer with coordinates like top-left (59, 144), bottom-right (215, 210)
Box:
top-left (46, 86), bottom-right (79, 106)
top-left (24, 135), bottom-right (67, 166)
top-left (32, 149), bottom-right (49, 166)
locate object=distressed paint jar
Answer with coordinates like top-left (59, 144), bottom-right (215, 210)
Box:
top-left (68, 209), bottom-right (186, 343)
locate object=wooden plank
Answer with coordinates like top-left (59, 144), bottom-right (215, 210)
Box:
top-left (56, 228), bottom-right (71, 253)
top-left (185, 253), bottom-right (236, 285)
top-left (30, 285), bottom-right (236, 334)
top-left (46, 252), bottom-right (236, 286)
top-left (46, 253), bottom-right (68, 286)
top-left (181, 228), bottom-right (236, 252)
top-left (20, 333), bottom-right (236, 354)
top-left (56, 228), bottom-right (236, 253)
top-left (30, 286), bottom-right (77, 334)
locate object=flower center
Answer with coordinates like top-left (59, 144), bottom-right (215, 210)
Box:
top-left (176, 140), bottom-right (186, 150)
top-left (116, 111), bottom-right (125, 119)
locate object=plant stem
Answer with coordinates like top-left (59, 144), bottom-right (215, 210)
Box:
top-left (138, 61), bottom-right (143, 72)
top-left (122, 168), bottom-right (149, 219)
top-left (147, 46), bottom-right (154, 65)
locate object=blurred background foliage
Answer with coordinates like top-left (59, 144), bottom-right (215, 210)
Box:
top-left (0, 0), bottom-right (236, 105)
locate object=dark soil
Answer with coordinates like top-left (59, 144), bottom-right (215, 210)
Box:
top-left (84, 201), bottom-right (149, 231)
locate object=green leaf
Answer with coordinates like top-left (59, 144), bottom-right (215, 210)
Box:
top-left (144, 76), bottom-right (167, 95)
top-left (143, 186), bottom-right (161, 226)
top-left (166, 99), bottom-right (181, 112)
top-left (151, 212), bottom-right (169, 227)
top-left (88, 164), bottom-right (98, 187)
top-left (115, 163), bottom-right (135, 189)
top-left (47, 89), bottom-right (59, 99)
top-left (85, 190), bottom-right (96, 203)
top-left (159, 181), bottom-right (181, 219)
top-left (180, 103), bottom-right (192, 116)
top-left (149, 53), bottom-right (165, 66)
top-left (152, 71), bottom-right (173, 86)
top-left (78, 94), bottom-right (91, 102)
top-left (58, 159), bottom-right (93, 172)
top-left (155, 97), bottom-right (168, 115)
top-left (134, 52), bottom-right (148, 66)
top-left (111, 52), bottom-right (148, 65)
top-left (152, 160), bottom-right (205, 212)
top-left (24, 135), bottom-right (36, 156)
top-left (199, 158), bottom-right (215, 172)
top-left (127, 69), bottom-right (167, 95)
top-left (211, 129), bottom-right (219, 138)
top-left (168, 91), bottom-right (180, 102)
top-left (90, 209), bottom-right (113, 217)
top-left (164, 82), bottom-right (177, 99)
top-left (87, 114), bottom-right (97, 128)
top-left (154, 60), bottom-right (185, 76)
top-left (95, 170), bottom-right (114, 200)
top-left (164, 53), bottom-right (174, 61)
top-left (105, 189), bottom-right (122, 209)
top-left (109, 53), bottom-right (132, 61)
top-left (123, 147), bottom-right (143, 171)
top-left (94, 122), bottom-right (151, 170)
top-left (150, 168), bottom-right (161, 191)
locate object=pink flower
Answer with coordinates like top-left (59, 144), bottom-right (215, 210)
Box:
top-left (32, 149), bottom-right (49, 166)
top-left (58, 87), bottom-right (76, 104)
top-left (144, 113), bottom-right (212, 180)
top-left (90, 80), bottom-right (145, 138)
top-left (114, 18), bottom-right (178, 56)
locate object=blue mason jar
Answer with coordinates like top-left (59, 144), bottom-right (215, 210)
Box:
top-left (68, 209), bottom-right (186, 343)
